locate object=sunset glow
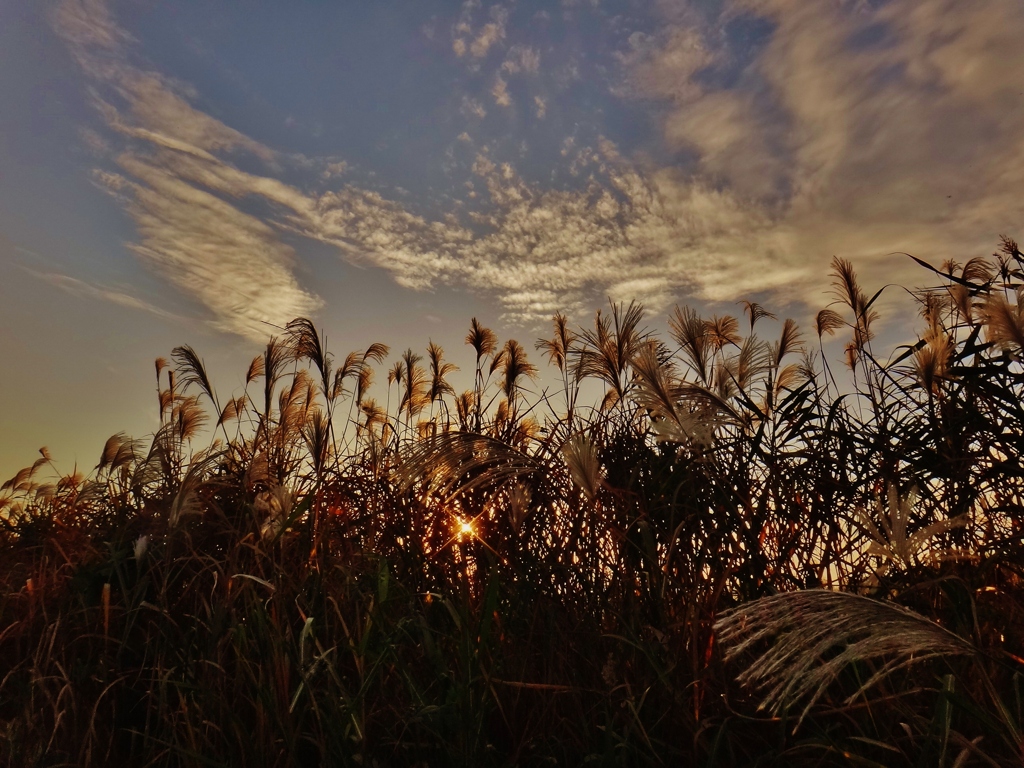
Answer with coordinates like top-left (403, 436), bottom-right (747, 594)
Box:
top-left (2, 4), bottom-right (1023, 762)
top-left (2, 0), bottom-right (1023, 478)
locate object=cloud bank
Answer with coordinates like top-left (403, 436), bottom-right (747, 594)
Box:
top-left (622, 0), bottom-right (1024, 291)
top-left (53, 0), bottom-right (1024, 339)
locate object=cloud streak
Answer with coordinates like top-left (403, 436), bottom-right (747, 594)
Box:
top-left (54, 0), bottom-right (320, 341)
top-left (26, 268), bottom-right (185, 322)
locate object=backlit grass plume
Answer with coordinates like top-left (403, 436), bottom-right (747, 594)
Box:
top-left (715, 590), bottom-right (976, 723)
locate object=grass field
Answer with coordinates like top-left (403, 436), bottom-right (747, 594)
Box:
top-left (2, 243), bottom-right (1023, 766)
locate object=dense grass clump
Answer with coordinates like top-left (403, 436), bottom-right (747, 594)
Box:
top-left (2, 243), bottom-right (1024, 766)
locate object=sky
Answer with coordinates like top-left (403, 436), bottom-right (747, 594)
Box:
top-left (1, 0), bottom-right (1023, 481)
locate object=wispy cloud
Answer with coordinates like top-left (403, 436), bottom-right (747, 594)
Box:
top-left (54, 0), bottom-right (320, 341)
top-left (50, 0), bottom-right (806, 332)
top-left (111, 153), bottom-right (321, 339)
top-left (491, 75), bottom-right (511, 107)
top-left (302, 141), bottom-right (805, 323)
top-left (52, 0), bottom-right (131, 61)
top-left (452, 2), bottom-right (508, 60)
top-left (502, 45), bottom-right (540, 75)
top-left (26, 268), bottom-right (185, 322)
top-left (614, 0), bottom-right (1024, 298)
top-left (53, 0), bottom-right (1024, 341)
top-left (460, 95), bottom-right (488, 119)
top-left (470, 20), bottom-right (505, 59)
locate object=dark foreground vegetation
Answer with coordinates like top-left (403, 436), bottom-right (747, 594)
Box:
top-left (3, 241), bottom-right (1024, 766)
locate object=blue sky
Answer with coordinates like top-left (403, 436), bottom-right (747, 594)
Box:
top-left (2, 0), bottom-right (1023, 480)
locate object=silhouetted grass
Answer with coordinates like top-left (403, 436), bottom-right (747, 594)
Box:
top-left (2, 241), bottom-right (1024, 766)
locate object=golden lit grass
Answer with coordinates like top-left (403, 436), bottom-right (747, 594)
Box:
top-left (1, 240), bottom-right (1024, 766)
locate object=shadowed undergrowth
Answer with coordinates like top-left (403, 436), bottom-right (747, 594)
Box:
top-left (3, 242), bottom-right (1024, 766)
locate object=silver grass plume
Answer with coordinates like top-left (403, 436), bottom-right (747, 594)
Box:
top-left (741, 300), bottom-right (776, 332)
top-left (466, 317), bottom-right (498, 362)
top-left (302, 408), bottom-right (331, 477)
top-left (172, 395), bottom-right (208, 442)
top-left (815, 309), bottom-right (845, 338)
top-left (167, 450), bottom-right (224, 528)
top-left (172, 345), bottom-right (220, 414)
top-left (427, 341), bottom-right (458, 402)
top-left (395, 431), bottom-right (541, 500)
top-left (980, 292), bottom-right (1024, 357)
top-left (573, 301), bottom-right (647, 403)
top-left (262, 338), bottom-right (289, 423)
top-left (256, 484), bottom-right (295, 541)
top-left (706, 314), bottom-right (741, 352)
top-left (535, 311), bottom-right (575, 372)
top-left (508, 481), bottom-right (532, 532)
top-left (96, 432), bottom-right (144, 474)
top-left (631, 342), bottom-right (739, 449)
top-left (670, 305), bottom-right (711, 385)
top-left (286, 317), bottom-right (333, 402)
top-left (715, 590), bottom-right (975, 726)
top-left (245, 354), bottom-right (264, 386)
top-left (856, 484), bottom-right (968, 575)
top-left (500, 338), bottom-right (537, 404)
top-left (398, 349), bottom-right (429, 420)
top-left (561, 433), bottom-right (601, 502)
